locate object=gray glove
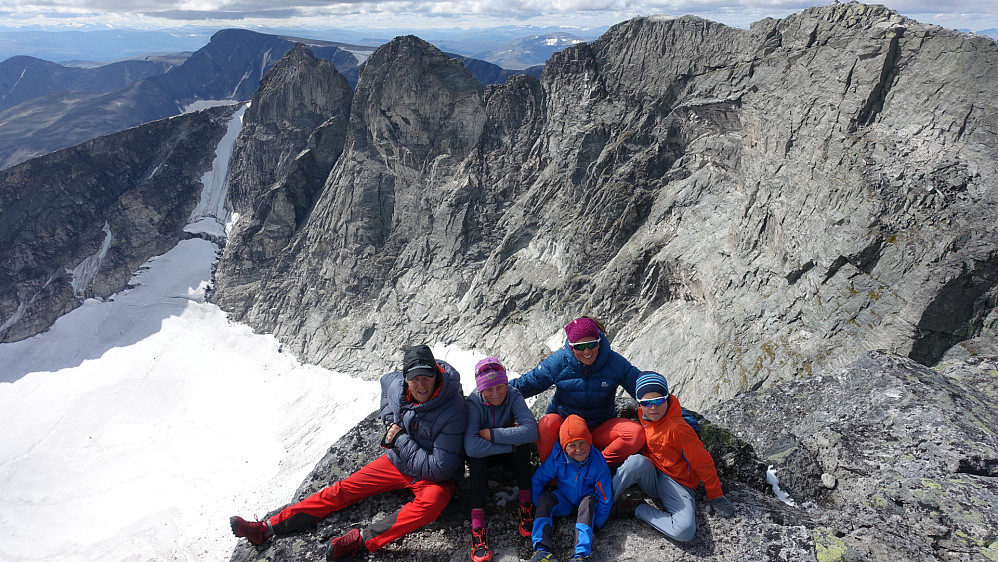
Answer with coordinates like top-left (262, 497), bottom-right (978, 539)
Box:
top-left (707, 496), bottom-right (735, 518)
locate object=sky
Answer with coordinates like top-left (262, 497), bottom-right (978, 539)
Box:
top-left (0, 105), bottom-right (498, 561)
top-left (0, 0), bottom-right (995, 35)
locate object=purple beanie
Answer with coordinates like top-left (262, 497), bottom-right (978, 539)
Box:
top-left (564, 317), bottom-right (600, 343)
top-left (475, 357), bottom-right (508, 392)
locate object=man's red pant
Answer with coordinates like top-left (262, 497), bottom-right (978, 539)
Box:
top-left (268, 455), bottom-right (455, 552)
top-left (537, 413), bottom-right (646, 468)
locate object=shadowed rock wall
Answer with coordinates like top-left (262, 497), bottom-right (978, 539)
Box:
top-left (0, 105), bottom-right (235, 343)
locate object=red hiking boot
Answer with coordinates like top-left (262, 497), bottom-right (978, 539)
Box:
top-left (229, 516), bottom-right (271, 546)
top-left (471, 526), bottom-right (492, 562)
top-left (518, 502), bottom-right (535, 537)
top-left (326, 528), bottom-right (366, 560)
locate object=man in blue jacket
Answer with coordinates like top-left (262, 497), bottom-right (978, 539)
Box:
top-left (230, 344), bottom-right (467, 560)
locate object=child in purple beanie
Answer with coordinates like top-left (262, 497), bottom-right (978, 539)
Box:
top-left (465, 357), bottom-right (539, 562)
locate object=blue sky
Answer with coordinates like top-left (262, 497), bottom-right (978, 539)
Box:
top-left (0, 1), bottom-right (996, 33)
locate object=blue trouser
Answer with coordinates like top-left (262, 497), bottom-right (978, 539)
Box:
top-left (611, 453), bottom-right (697, 542)
top-left (532, 490), bottom-right (596, 556)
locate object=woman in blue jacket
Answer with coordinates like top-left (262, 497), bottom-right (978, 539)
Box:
top-left (465, 357), bottom-right (539, 562)
top-left (509, 317), bottom-right (645, 469)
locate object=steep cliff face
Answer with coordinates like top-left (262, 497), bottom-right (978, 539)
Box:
top-left (225, 43), bottom-right (352, 214)
top-left (216, 35), bottom-right (490, 370)
top-left (0, 105), bottom-right (235, 343)
top-left (213, 45), bottom-right (352, 319)
top-left (215, 3), bottom-right (998, 407)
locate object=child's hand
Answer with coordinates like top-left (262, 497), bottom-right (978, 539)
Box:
top-left (478, 428), bottom-right (492, 441)
top-left (707, 496), bottom-right (736, 518)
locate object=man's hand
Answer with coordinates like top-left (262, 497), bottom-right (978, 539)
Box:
top-left (382, 423), bottom-right (404, 448)
top-left (478, 428), bottom-right (492, 441)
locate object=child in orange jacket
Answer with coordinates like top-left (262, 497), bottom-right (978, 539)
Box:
top-left (610, 371), bottom-right (735, 541)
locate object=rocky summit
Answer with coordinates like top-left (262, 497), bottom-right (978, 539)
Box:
top-left (229, 349), bottom-right (998, 561)
top-left (212, 4), bottom-right (998, 559)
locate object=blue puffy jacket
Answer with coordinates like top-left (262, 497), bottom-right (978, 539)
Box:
top-left (509, 333), bottom-right (641, 426)
top-left (531, 442), bottom-right (613, 529)
top-left (464, 386), bottom-right (539, 458)
top-left (380, 360), bottom-right (467, 482)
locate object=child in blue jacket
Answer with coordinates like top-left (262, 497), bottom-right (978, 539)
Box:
top-left (529, 414), bottom-right (612, 562)
top-left (465, 357), bottom-right (539, 562)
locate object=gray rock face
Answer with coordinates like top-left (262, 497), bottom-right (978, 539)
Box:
top-left (225, 43), bottom-right (353, 214)
top-left (710, 348), bottom-right (998, 561)
top-left (229, 350), bottom-right (998, 561)
top-left (0, 105), bottom-right (235, 344)
top-left (213, 44), bottom-right (352, 319)
top-left (214, 35), bottom-right (490, 374)
top-left (215, 3), bottom-right (998, 408)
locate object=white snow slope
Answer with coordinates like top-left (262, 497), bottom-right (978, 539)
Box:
top-left (0, 104), bottom-right (492, 562)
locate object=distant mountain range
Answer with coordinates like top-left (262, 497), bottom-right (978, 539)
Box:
top-left (0, 55), bottom-right (175, 112)
top-left (0, 29), bottom-right (545, 170)
top-left (472, 32), bottom-right (588, 69)
top-left (0, 26), bottom-right (604, 64)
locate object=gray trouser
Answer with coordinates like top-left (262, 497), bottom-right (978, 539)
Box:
top-left (611, 453), bottom-right (696, 541)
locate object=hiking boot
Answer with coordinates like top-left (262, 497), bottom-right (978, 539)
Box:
top-left (529, 549), bottom-right (558, 562)
top-left (326, 528), bottom-right (365, 560)
top-left (609, 498), bottom-right (645, 519)
top-left (470, 526), bottom-right (492, 562)
top-left (568, 556), bottom-right (590, 562)
top-left (518, 502), bottom-right (535, 537)
top-left (229, 516), bottom-right (271, 546)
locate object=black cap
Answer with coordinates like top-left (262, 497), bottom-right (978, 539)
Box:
top-left (403, 345), bottom-right (437, 380)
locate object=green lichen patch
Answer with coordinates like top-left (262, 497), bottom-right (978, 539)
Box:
top-left (812, 527), bottom-right (848, 562)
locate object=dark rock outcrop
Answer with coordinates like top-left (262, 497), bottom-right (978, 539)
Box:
top-left (214, 3), bottom-right (998, 408)
top-left (225, 43), bottom-right (353, 214)
top-left (213, 45), bottom-right (353, 320)
top-left (0, 105), bottom-right (236, 344)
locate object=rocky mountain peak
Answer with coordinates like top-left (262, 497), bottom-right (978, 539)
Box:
top-left (228, 349), bottom-right (998, 561)
top-left (213, 3), bottom-right (998, 410)
top-left (225, 43), bottom-right (351, 214)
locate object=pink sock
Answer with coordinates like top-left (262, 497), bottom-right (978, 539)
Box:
top-left (471, 508), bottom-right (486, 529)
top-left (519, 489), bottom-right (531, 505)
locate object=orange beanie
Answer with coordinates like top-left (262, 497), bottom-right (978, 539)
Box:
top-left (559, 414), bottom-right (593, 449)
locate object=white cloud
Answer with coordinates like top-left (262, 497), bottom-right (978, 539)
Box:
top-left (1, 1), bottom-right (996, 36)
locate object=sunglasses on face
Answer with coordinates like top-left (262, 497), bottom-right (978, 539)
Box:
top-left (638, 396), bottom-right (668, 408)
top-left (569, 338), bottom-right (600, 351)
